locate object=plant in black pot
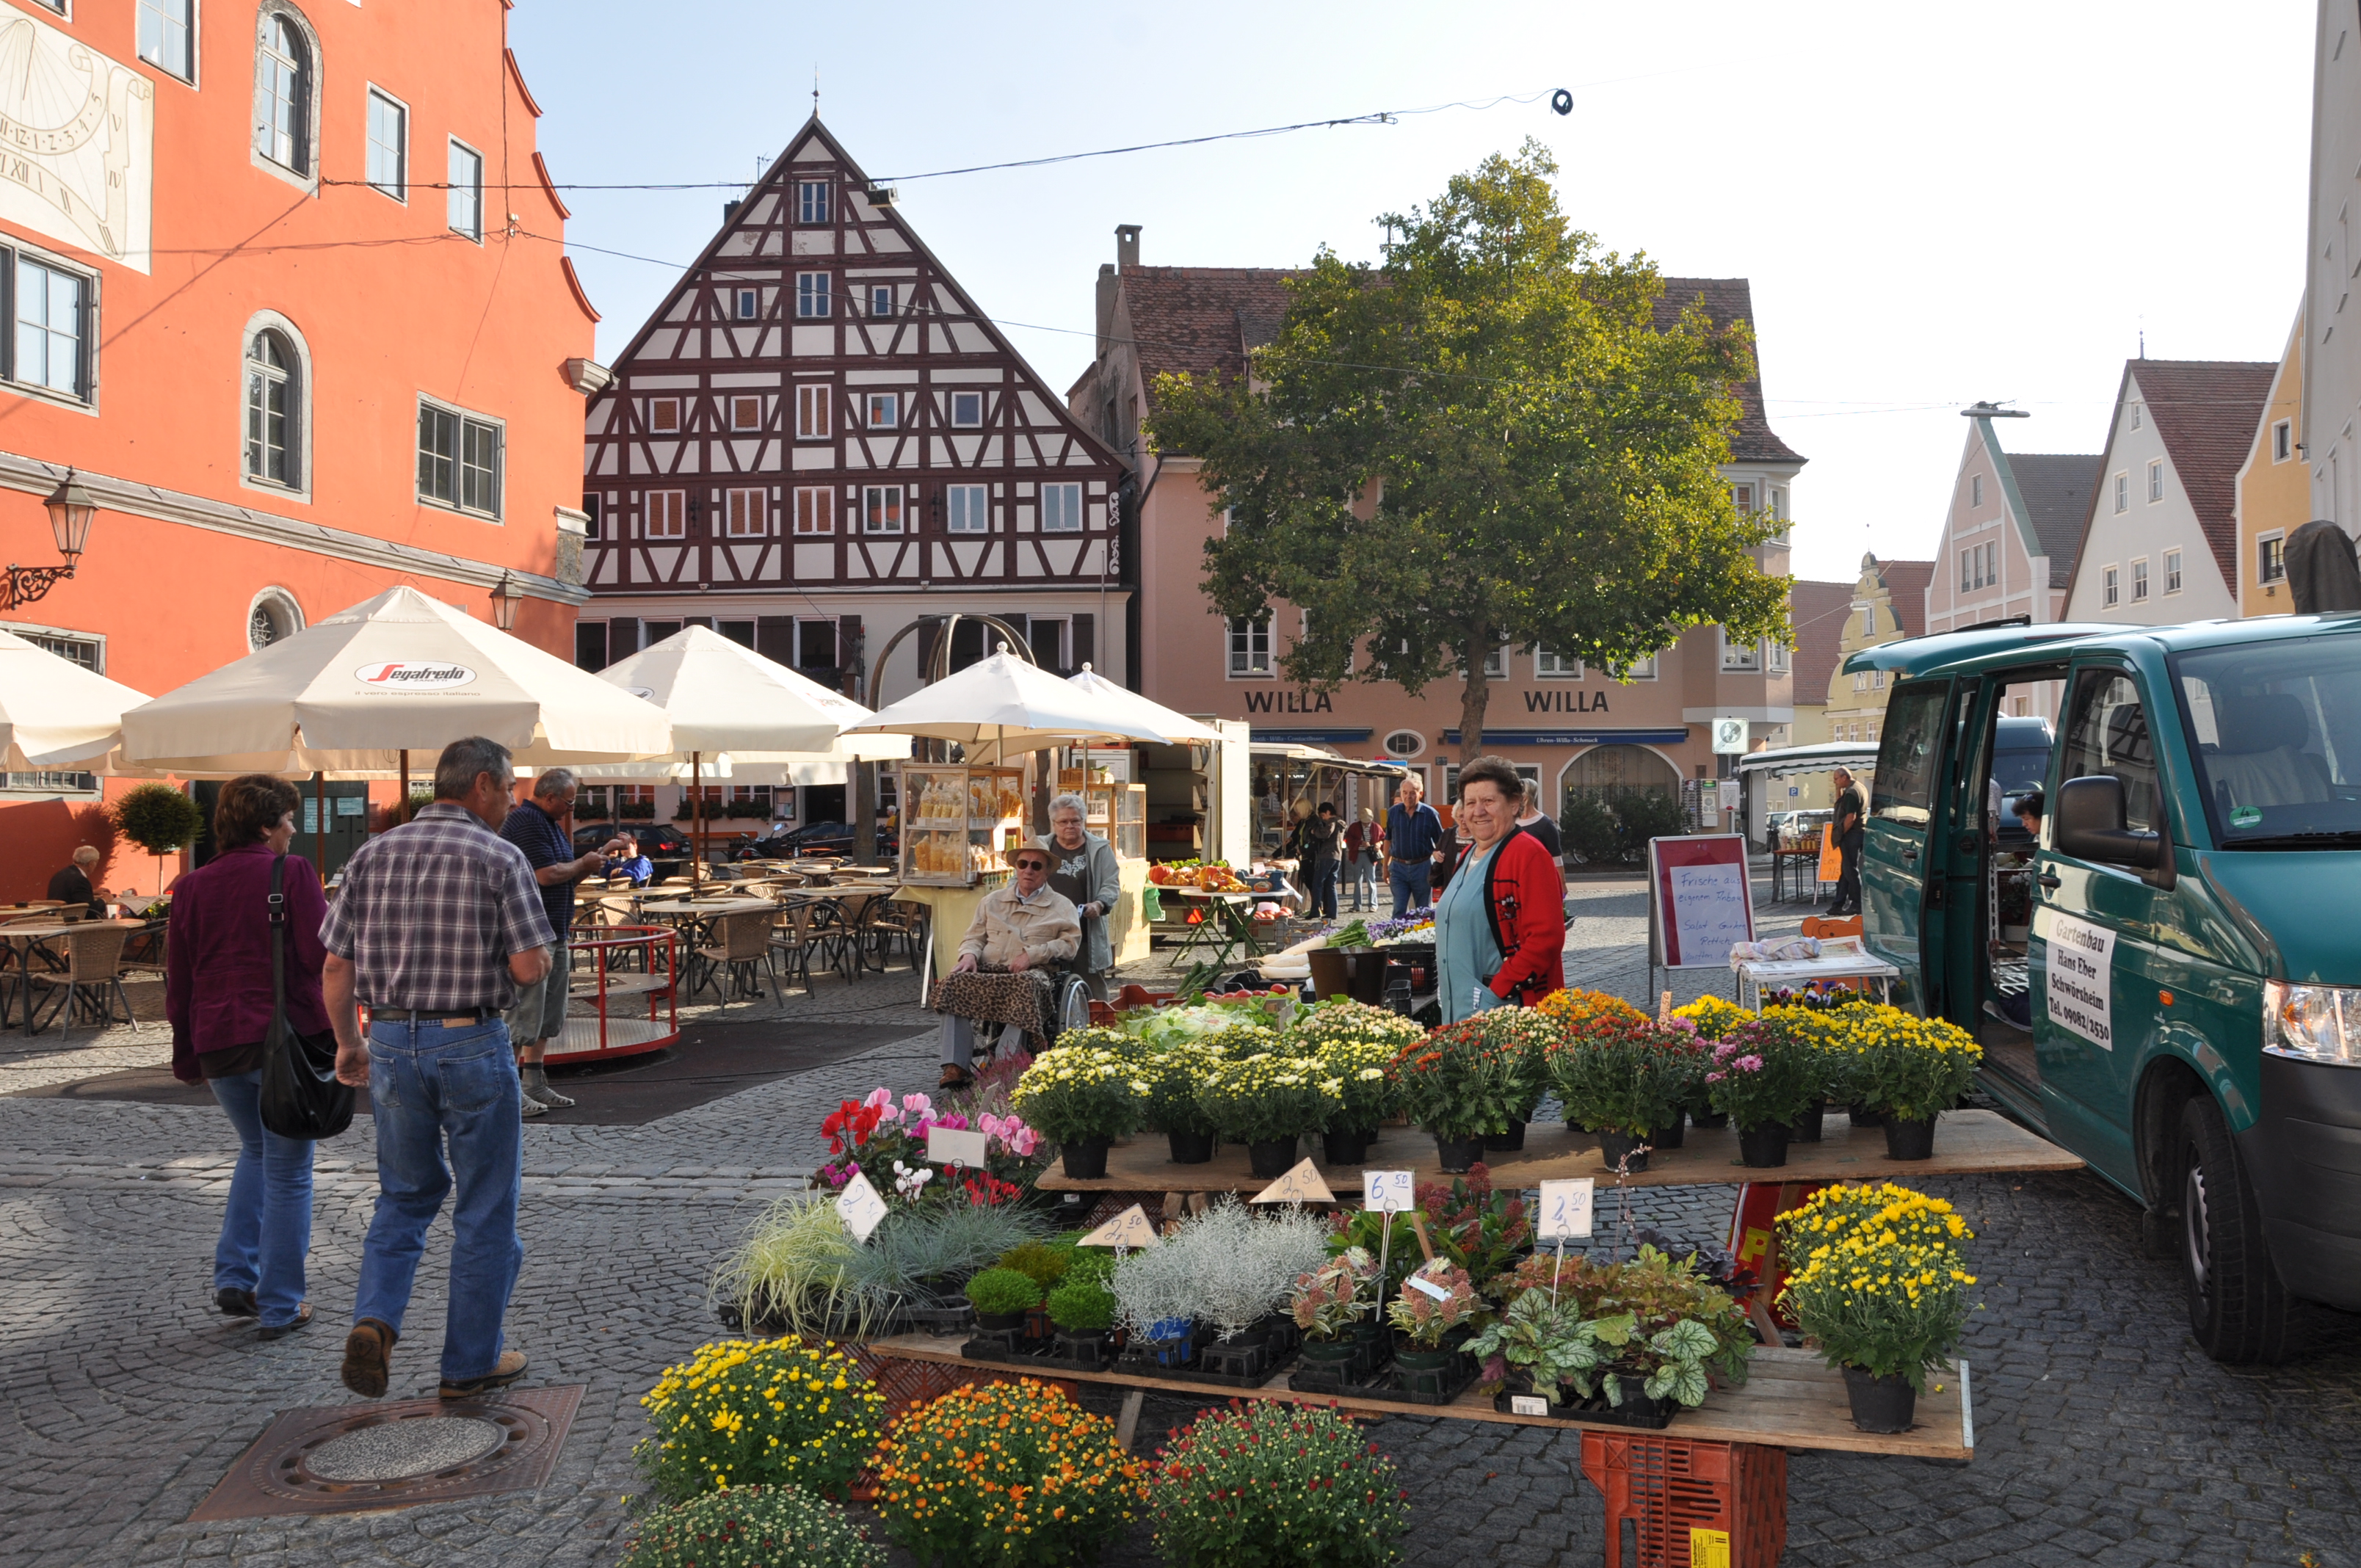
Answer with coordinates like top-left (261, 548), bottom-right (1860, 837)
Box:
top-left (1474, 1006), bottom-right (1564, 1150)
top-left (1045, 1259), bottom-right (1120, 1365)
top-left (1465, 1286), bottom-right (1623, 1406)
top-left (1775, 1183), bottom-right (1976, 1434)
top-left (1009, 1045), bottom-right (1141, 1181)
top-left (1199, 1052), bottom-right (1339, 1180)
top-left (1134, 1041), bottom-right (1222, 1164)
top-left (1702, 1015), bottom-right (1821, 1169)
top-left (1389, 1019), bottom-right (1523, 1172)
top-left (963, 1266), bottom-right (1043, 1334)
top-left (1385, 1257), bottom-right (1482, 1399)
top-left (1308, 1037), bottom-right (1393, 1164)
top-left (1851, 1006), bottom-right (1984, 1161)
top-left (1545, 1014), bottom-right (1698, 1175)
top-left (1288, 1246), bottom-right (1379, 1384)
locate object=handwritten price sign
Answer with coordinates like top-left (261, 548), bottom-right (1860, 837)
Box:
top-left (1536, 1179), bottom-right (1595, 1242)
top-left (1363, 1169), bottom-right (1415, 1213)
top-left (834, 1171), bottom-right (889, 1243)
top-left (1251, 1159), bottom-right (1335, 1205)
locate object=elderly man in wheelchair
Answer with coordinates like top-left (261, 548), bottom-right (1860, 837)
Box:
top-left (932, 842), bottom-right (1092, 1090)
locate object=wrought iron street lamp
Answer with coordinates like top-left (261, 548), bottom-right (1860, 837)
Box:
top-left (3, 469), bottom-right (98, 609)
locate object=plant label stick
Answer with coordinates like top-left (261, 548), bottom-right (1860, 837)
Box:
top-left (1363, 1169), bottom-right (1415, 1212)
top-left (1405, 1271), bottom-right (1451, 1302)
top-left (1406, 1211), bottom-right (1436, 1263)
top-left (1537, 1179), bottom-right (1595, 1242)
top-left (835, 1170), bottom-right (889, 1243)
top-left (926, 1126), bottom-right (990, 1168)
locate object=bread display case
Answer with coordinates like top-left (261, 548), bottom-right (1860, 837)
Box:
top-left (1114, 784), bottom-right (1146, 861)
top-left (900, 764), bottom-right (1029, 886)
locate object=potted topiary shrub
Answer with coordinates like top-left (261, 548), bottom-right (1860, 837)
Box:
top-left (109, 783), bottom-right (203, 894)
top-left (1009, 1045), bottom-right (1140, 1180)
top-left (962, 1266), bottom-right (1041, 1334)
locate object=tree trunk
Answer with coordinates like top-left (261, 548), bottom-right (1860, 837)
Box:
top-left (1457, 617), bottom-right (1493, 764)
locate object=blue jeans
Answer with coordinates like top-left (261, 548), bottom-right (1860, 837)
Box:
top-left (1389, 862), bottom-right (1432, 918)
top-left (355, 1017), bottom-right (524, 1382)
top-left (1309, 860), bottom-right (1340, 920)
top-left (1347, 857), bottom-right (1377, 910)
top-left (208, 1068), bottom-right (315, 1328)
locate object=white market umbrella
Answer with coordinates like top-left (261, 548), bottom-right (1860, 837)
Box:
top-left (0, 628), bottom-right (151, 769)
top-left (590, 625), bottom-right (910, 882)
top-left (848, 650), bottom-right (1168, 756)
top-left (1065, 666), bottom-right (1223, 744)
top-left (118, 586), bottom-right (672, 774)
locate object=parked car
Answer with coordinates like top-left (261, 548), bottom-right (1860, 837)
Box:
top-left (741, 819), bottom-right (855, 859)
top-left (1849, 615), bottom-right (2361, 1363)
top-left (575, 821), bottom-right (692, 871)
top-left (1989, 714), bottom-right (2056, 846)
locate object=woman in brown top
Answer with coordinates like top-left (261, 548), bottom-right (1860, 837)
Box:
top-left (165, 775), bottom-right (328, 1339)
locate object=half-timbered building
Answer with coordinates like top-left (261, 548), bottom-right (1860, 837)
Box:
top-left (575, 117), bottom-right (1131, 798)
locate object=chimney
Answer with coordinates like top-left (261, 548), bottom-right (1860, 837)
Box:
top-left (1115, 223), bottom-right (1141, 272)
top-left (723, 199), bottom-right (741, 223)
top-left (1095, 264), bottom-right (1117, 357)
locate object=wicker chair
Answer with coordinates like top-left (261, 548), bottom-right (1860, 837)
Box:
top-left (768, 901), bottom-right (837, 995)
top-left (26, 926), bottom-right (134, 1037)
top-left (692, 912), bottom-right (780, 1003)
top-left (867, 899), bottom-right (929, 970)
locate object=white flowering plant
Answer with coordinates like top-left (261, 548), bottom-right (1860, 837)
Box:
top-left (1008, 1047), bottom-right (1142, 1145)
top-left (1197, 1053), bottom-right (1341, 1144)
top-left (1308, 1037), bottom-right (1395, 1131)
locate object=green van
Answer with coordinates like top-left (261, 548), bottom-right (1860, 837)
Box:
top-left (1846, 614), bottom-right (2361, 1363)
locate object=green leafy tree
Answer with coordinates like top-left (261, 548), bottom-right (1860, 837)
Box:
top-left (109, 783), bottom-right (204, 893)
top-left (1147, 142), bottom-right (1790, 759)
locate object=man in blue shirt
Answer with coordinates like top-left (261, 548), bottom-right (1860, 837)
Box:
top-left (1385, 775), bottom-right (1445, 918)
top-left (498, 769), bottom-right (631, 1115)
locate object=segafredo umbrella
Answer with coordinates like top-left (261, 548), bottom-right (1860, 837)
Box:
top-left (0, 628), bottom-right (151, 769)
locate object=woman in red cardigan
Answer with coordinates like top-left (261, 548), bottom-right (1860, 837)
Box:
top-left (1433, 756), bottom-right (1567, 1020)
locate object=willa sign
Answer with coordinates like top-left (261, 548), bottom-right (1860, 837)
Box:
top-left (354, 662), bottom-right (477, 690)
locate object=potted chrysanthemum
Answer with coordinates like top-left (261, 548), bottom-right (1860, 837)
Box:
top-left (1008, 1046), bottom-right (1141, 1180)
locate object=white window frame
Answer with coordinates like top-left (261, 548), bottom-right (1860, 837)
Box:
top-left (2275, 419), bottom-right (2294, 462)
top-left (1534, 647), bottom-right (1584, 679)
top-left (2147, 460), bottom-right (2164, 504)
top-left (139, 0), bottom-right (197, 84)
top-left (2259, 531), bottom-right (2287, 583)
top-left (1227, 614), bottom-right (1273, 678)
top-left (2131, 402), bottom-right (2143, 429)
top-left (946, 483), bottom-right (990, 534)
top-left (861, 484), bottom-right (904, 534)
top-left (2131, 556), bottom-right (2150, 601)
top-left (728, 394), bottom-right (762, 432)
top-left (2103, 565), bottom-right (2120, 608)
top-left (252, 5), bottom-right (318, 189)
top-left (796, 272), bottom-right (832, 319)
top-left (364, 87), bottom-right (407, 202)
top-left (1731, 482), bottom-right (1755, 513)
top-left (949, 390), bottom-right (984, 429)
top-left (416, 396), bottom-right (503, 520)
top-left (864, 391), bottom-right (898, 430)
top-left (1027, 615), bottom-right (1073, 671)
top-left (648, 397), bottom-right (681, 434)
top-left (1970, 473), bottom-right (1983, 508)
top-left (1610, 655), bottom-right (1658, 682)
top-left (724, 487), bottom-right (766, 538)
top-left (794, 383), bottom-right (830, 440)
top-left (1959, 550), bottom-right (1973, 592)
top-left (646, 490), bottom-right (686, 540)
top-left (2113, 473), bottom-right (2129, 513)
top-left (1769, 639), bottom-right (1790, 674)
top-left (1481, 635), bottom-right (1510, 679)
top-left (1717, 628), bottom-right (1760, 672)
top-left (10, 249), bottom-right (93, 404)
top-left (446, 138), bottom-right (485, 243)
top-left (791, 485), bottom-right (834, 535)
top-left (866, 283), bottom-right (894, 319)
top-left (1040, 482), bottom-right (1085, 533)
top-left (734, 288), bottom-right (759, 320)
top-left (2164, 548), bottom-right (2183, 595)
top-left (795, 180), bottom-right (830, 225)
top-left (242, 320), bottom-right (305, 493)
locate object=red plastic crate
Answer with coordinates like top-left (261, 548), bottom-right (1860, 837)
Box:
top-left (1579, 1431), bottom-right (1787, 1568)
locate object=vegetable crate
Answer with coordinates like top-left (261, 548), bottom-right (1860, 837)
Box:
top-left (1578, 1431), bottom-right (1786, 1568)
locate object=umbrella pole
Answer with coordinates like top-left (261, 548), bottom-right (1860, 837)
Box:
top-left (692, 752), bottom-right (703, 890)
top-left (397, 749), bottom-right (409, 832)
top-left (312, 771), bottom-right (326, 872)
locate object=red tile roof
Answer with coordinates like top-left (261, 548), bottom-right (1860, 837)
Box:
top-left (2131, 360), bottom-right (2278, 597)
top-left (1788, 579), bottom-right (1855, 705)
top-left (1877, 559), bottom-right (1934, 637)
top-left (1117, 268), bottom-right (1802, 465)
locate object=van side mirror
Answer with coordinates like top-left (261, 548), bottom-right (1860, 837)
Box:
top-left (2053, 774), bottom-right (2161, 871)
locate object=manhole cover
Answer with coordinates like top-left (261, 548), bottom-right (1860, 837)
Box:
top-left (305, 1417), bottom-right (507, 1481)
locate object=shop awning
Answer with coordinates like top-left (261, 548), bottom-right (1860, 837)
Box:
top-left (1733, 741), bottom-right (1879, 779)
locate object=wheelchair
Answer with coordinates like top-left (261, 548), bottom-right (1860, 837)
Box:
top-left (958, 959), bottom-right (1095, 1066)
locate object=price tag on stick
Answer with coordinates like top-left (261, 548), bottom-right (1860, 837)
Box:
top-left (1250, 1159), bottom-right (1334, 1205)
top-left (1537, 1179), bottom-right (1595, 1243)
top-left (926, 1126), bottom-right (990, 1167)
top-left (1078, 1203), bottom-right (1161, 1249)
top-left (1363, 1169), bottom-right (1415, 1212)
top-left (834, 1171), bottom-right (889, 1243)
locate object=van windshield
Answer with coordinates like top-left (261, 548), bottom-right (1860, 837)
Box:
top-left (2173, 634), bottom-right (2361, 848)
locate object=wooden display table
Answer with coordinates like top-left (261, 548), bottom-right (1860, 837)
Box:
top-left (1033, 1109), bottom-right (2082, 1194)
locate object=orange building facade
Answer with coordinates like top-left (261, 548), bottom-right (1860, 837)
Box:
top-left (0, 0), bottom-right (598, 897)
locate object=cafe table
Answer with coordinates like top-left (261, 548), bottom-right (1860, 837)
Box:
top-left (1, 918), bottom-right (148, 1032)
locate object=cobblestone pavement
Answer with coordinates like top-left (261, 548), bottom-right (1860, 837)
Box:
top-left (5, 874), bottom-right (2360, 1566)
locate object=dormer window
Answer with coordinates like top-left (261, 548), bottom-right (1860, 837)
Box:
top-left (796, 180), bottom-right (830, 225)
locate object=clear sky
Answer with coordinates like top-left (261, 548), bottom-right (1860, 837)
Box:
top-left (512, 0), bottom-right (2313, 587)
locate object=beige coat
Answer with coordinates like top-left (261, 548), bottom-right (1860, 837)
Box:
top-left (957, 881), bottom-right (1081, 970)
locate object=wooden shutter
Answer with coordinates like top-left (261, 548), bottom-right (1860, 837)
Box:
top-left (756, 617), bottom-right (794, 664)
top-left (838, 614), bottom-right (863, 697)
top-left (609, 617), bottom-right (641, 661)
top-left (1072, 614), bottom-right (1095, 675)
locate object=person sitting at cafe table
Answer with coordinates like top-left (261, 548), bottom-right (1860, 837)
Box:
top-left (47, 845), bottom-right (107, 917)
top-left (603, 846), bottom-right (654, 886)
top-left (931, 844), bottom-right (1080, 1091)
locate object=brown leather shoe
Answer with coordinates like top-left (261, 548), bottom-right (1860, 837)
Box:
top-left (340, 1318), bottom-right (397, 1398)
top-left (937, 1062), bottom-right (971, 1090)
top-left (439, 1349), bottom-right (528, 1400)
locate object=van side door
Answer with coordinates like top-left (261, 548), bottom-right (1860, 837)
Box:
top-left (1862, 677), bottom-right (1957, 1012)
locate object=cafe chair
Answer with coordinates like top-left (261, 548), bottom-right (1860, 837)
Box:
top-left (692, 912), bottom-right (780, 1005)
top-left (26, 926), bottom-right (136, 1037)
top-left (768, 901), bottom-right (835, 995)
top-left (868, 899), bottom-right (928, 970)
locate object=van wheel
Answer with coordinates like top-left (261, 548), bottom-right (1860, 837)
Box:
top-left (2177, 1095), bottom-right (2290, 1364)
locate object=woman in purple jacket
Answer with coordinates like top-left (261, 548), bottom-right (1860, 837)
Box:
top-left (166, 774), bottom-right (329, 1339)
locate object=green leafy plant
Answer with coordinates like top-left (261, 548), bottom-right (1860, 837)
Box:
top-left (619, 1485), bottom-right (885, 1568)
top-left (1388, 1023), bottom-right (1526, 1139)
top-left (713, 1198), bottom-right (1044, 1337)
top-left (1008, 1045), bottom-right (1141, 1144)
top-left (964, 1267), bottom-right (1043, 1317)
top-left (1045, 1272), bottom-right (1117, 1333)
top-left (1546, 1017), bottom-right (1698, 1136)
top-left (1385, 1258), bottom-right (1479, 1346)
top-left (1291, 1248), bottom-right (1378, 1340)
top-left (995, 1241), bottom-right (1070, 1295)
top-left (1559, 795), bottom-right (1622, 865)
top-left (874, 1380), bottom-right (1147, 1567)
top-left (1415, 1166), bottom-right (1532, 1291)
top-left (1149, 1401), bottom-right (1408, 1568)
top-left (111, 783), bottom-right (203, 889)
top-left (633, 1337), bottom-right (886, 1503)
top-left (1198, 1052), bottom-right (1340, 1144)
top-left (1465, 1289), bottom-right (1631, 1405)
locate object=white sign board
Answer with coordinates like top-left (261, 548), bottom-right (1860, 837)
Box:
top-left (1711, 717), bottom-right (1749, 755)
top-left (833, 1171), bottom-right (888, 1242)
top-left (2044, 912), bottom-right (2117, 1050)
top-left (925, 1126), bottom-right (991, 1167)
top-left (1363, 1169), bottom-right (1415, 1213)
top-left (1537, 1179), bottom-right (1595, 1241)
top-left (1718, 780), bottom-right (1741, 813)
top-left (1648, 835), bottom-right (1758, 968)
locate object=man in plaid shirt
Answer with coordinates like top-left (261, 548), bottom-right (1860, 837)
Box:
top-left (324, 736), bottom-right (555, 1402)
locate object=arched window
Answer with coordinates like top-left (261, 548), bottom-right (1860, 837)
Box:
top-left (248, 588), bottom-right (305, 651)
top-left (254, 12), bottom-right (313, 176)
top-left (246, 330), bottom-right (298, 486)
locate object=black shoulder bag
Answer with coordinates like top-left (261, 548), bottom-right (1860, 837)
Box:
top-left (258, 853), bottom-right (357, 1141)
